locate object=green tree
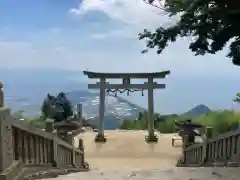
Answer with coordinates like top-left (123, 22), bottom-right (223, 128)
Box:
top-left (41, 92), bottom-right (73, 122)
top-left (233, 93), bottom-right (240, 103)
top-left (137, 112), bottom-right (143, 120)
top-left (139, 0), bottom-right (240, 65)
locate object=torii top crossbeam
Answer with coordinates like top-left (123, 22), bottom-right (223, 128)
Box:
top-left (83, 71), bottom-right (170, 79)
top-left (82, 70), bottom-right (170, 142)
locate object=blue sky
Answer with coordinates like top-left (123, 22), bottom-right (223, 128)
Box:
top-left (0, 0), bottom-right (239, 73)
top-left (0, 0), bottom-right (240, 113)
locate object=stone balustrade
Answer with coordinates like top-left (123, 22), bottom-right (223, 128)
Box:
top-left (0, 83), bottom-right (86, 179)
top-left (9, 114), bottom-right (84, 168)
top-left (183, 128), bottom-right (240, 166)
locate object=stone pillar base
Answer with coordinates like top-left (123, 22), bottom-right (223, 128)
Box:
top-left (94, 134), bottom-right (107, 143)
top-left (145, 134), bottom-right (158, 143)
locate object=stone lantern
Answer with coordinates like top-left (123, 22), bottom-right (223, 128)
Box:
top-left (175, 119), bottom-right (203, 147)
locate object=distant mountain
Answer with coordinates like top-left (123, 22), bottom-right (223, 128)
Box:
top-left (66, 90), bottom-right (145, 130)
top-left (183, 104), bottom-right (211, 118)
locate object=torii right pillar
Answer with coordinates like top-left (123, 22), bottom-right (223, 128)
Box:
top-left (145, 77), bottom-right (158, 143)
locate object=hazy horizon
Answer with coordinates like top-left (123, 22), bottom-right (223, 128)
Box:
top-left (1, 68), bottom-right (239, 115)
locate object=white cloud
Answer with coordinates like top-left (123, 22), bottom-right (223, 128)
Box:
top-left (68, 1), bottom-right (240, 76)
top-left (69, 0), bottom-right (173, 27)
top-left (0, 15), bottom-right (238, 78)
top-left (0, 40), bottom-right (160, 71)
top-left (0, 41), bottom-right (99, 69)
top-left (70, 0), bottom-right (177, 40)
top-left (0, 39), bottom-right (239, 78)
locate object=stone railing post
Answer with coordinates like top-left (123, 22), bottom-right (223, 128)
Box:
top-left (0, 82), bottom-right (4, 107)
top-left (0, 108), bottom-right (14, 172)
top-left (71, 135), bottom-right (76, 166)
top-left (65, 132), bottom-right (76, 166)
top-left (206, 127), bottom-right (213, 138)
top-left (200, 126), bottom-right (212, 164)
top-left (52, 137), bottom-right (60, 167)
top-left (181, 135), bottom-right (188, 163)
top-left (45, 119), bottom-right (54, 133)
top-left (78, 138), bottom-right (84, 165)
top-left (66, 132), bottom-right (74, 145)
top-left (78, 139), bottom-right (84, 151)
top-left (72, 149), bottom-right (76, 167)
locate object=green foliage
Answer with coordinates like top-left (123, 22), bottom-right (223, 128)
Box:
top-left (233, 93), bottom-right (240, 103)
top-left (157, 117), bottom-right (175, 133)
top-left (41, 92), bottom-right (73, 122)
top-left (120, 112), bottom-right (149, 130)
top-left (157, 115), bottom-right (186, 133)
top-left (120, 110), bottom-right (240, 136)
top-left (139, 0), bottom-right (240, 65)
top-left (193, 110), bottom-right (240, 136)
top-left (26, 116), bottom-right (46, 129)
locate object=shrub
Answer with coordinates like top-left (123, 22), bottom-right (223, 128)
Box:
top-left (193, 110), bottom-right (240, 136)
top-left (25, 116), bottom-right (46, 129)
top-left (120, 110), bottom-right (240, 136)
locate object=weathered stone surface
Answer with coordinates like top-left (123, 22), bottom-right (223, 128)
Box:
top-left (40, 167), bottom-right (240, 180)
top-left (40, 131), bottom-right (238, 180)
top-left (24, 167), bottom-right (89, 180)
top-left (0, 108), bottom-right (14, 173)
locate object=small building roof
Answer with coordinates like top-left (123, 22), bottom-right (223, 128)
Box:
top-left (83, 70), bottom-right (170, 79)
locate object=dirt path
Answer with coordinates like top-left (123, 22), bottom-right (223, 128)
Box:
top-left (76, 130), bottom-right (181, 169)
top-left (40, 131), bottom-right (239, 180)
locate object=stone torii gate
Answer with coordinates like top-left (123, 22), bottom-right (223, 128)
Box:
top-left (83, 71), bottom-right (170, 143)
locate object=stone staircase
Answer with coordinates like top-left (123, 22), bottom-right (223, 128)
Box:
top-left (0, 107), bottom-right (88, 180)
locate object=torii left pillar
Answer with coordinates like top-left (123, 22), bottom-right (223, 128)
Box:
top-left (95, 78), bottom-right (107, 142)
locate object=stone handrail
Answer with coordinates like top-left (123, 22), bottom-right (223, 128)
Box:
top-left (184, 143), bottom-right (204, 164)
top-left (183, 128), bottom-right (240, 165)
top-left (0, 107), bottom-right (85, 179)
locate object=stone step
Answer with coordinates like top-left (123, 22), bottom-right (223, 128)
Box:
top-left (178, 161), bottom-right (240, 167)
